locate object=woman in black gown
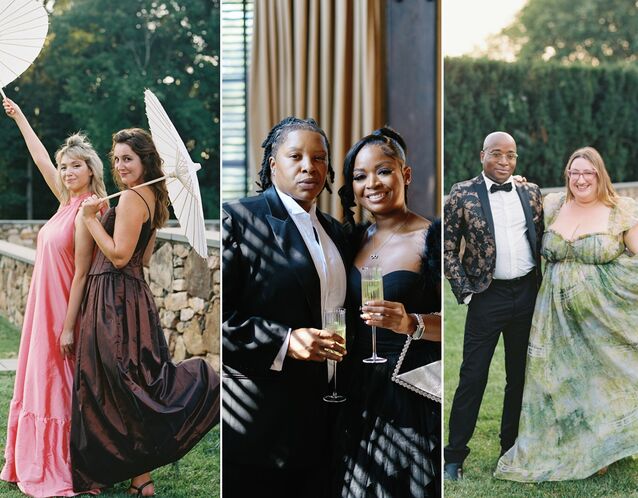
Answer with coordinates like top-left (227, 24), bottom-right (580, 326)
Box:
top-left (335, 128), bottom-right (441, 497)
top-left (72, 128), bottom-right (220, 496)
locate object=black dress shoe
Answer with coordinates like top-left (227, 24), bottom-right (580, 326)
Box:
top-left (444, 462), bottom-right (463, 481)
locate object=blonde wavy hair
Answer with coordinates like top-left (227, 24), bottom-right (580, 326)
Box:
top-left (54, 133), bottom-right (108, 205)
top-left (564, 146), bottom-right (618, 207)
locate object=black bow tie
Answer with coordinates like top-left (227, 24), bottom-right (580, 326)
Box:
top-left (490, 182), bottom-right (512, 193)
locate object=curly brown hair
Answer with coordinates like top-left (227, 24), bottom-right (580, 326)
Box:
top-left (110, 128), bottom-right (170, 229)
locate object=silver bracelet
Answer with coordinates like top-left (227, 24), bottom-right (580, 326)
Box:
top-left (410, 313), bottom-right (425, 340)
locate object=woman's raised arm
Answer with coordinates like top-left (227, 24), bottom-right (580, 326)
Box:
top-left (3, 98), bottom-right (61, 202)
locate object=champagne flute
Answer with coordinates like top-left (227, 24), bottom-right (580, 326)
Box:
top-left (323, 307), bottom-right (347, 403)
top-left (361, 266), bottom-right (387, 364)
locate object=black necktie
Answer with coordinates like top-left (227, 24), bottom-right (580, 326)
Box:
top-left (313, 226), bottom-right (320, 244)
top-left (490, 182), bottom-right (512, 194)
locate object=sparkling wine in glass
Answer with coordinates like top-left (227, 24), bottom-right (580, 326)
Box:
top-left (323, 307), bottom-right (346, 403)
top-left (361, 266), bottom-right (387, 364)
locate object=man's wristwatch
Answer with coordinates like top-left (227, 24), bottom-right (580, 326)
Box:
top-left (410, 313), bottom-right (425, 340)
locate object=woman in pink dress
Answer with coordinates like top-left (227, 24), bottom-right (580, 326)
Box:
top-left (0, 98), bottom-right (107, 497)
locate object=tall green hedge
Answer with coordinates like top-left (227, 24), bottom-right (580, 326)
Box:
top-left (444, 58), bottom-right (638, 191)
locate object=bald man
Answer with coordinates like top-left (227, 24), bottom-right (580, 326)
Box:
top-left (443, 132), bottom-right (544, 479)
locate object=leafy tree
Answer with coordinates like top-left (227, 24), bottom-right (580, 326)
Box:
top-left (0, 0), bottom-right (219, 219)
top-left (0, 59), bottom-right (70, 219)
top-left (500, 0), bottom-right (638, 65)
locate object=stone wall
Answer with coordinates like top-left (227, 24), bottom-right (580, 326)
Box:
top-left (0, 244), bottom-right (34, 328)
top-left (146, 240), bottom-right (220, 370)
top-left (0, 222), bottom-right (42, 248)
top-left (617, 184), bottom-right (638, 200)
top-left (0, 224), bottom-right (220, 371)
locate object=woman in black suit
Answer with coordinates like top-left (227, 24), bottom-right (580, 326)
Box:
top-left (222, 117), bottom-right (350, 498)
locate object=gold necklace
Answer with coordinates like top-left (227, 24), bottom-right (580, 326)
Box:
top-left (370, 213), bottom-right (410, 260)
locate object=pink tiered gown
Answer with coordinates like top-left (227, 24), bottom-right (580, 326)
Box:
top-left (1, 193), bottom-right (92, 497)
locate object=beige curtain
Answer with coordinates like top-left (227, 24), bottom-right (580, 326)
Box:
top-left (248, 0), bottom-right (385, 218)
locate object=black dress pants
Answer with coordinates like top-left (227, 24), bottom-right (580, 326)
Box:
top-left (444, 272), bottom-right (537, 464)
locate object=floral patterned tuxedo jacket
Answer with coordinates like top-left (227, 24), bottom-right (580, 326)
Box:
top-left (444, 174), bottom-right (544, 304)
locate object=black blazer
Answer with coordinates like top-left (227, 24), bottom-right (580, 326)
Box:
top-left (444, 175), bottom-right (544, 303)
top-left (222, 186), bottom-right (350, 468)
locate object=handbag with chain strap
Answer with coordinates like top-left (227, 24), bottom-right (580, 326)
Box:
top-left (391, 335), bottom-right (441, 403)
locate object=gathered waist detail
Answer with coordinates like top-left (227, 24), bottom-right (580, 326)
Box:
top-left (88, 265), bottom-right (145, 282)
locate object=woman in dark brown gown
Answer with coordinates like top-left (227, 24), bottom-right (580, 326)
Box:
top-left (71, 128), bottom-right (220, 496)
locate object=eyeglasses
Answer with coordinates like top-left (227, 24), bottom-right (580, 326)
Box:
top-left (567, 169), bottom-right (597, 180)
top-left (484, 151), bottom-right (518, 161)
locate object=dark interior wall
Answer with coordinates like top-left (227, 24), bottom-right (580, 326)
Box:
top-left (385, 0), bottom-right (439, 218)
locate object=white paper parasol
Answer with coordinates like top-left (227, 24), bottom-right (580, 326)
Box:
top-left (144, 89), bottom-right (208, 258)
top-left (103, 90), bottom-right (208, 259)
top-left (0, 0), bottom-right (49, 98)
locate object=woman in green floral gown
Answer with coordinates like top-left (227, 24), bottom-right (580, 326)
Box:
top-left (495, 146), bottom-right (638, 482)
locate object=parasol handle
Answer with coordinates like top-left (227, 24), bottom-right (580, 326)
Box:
top-left (100, 163), bottom-right (201, 201)
top-left (0, 88), bottom-right (6, 99)
top-left (101, 174), bottom-right (173, 201)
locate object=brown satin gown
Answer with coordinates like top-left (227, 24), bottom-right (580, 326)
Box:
top-left (70, 197), bottom-right (220, 491)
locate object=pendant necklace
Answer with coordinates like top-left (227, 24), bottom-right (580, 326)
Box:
top-left (370, 213), bottom-right (410, 260)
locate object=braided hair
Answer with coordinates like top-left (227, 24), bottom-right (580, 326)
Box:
top-left (256, 116), bottom-right (335, 193)
top-left (338, 126), bottom-right (408, 231)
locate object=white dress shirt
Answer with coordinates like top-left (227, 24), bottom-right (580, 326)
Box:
top-left (483, 173), bottom-right (536, 280)
top-left (270, 187), bottom-right (347, 375)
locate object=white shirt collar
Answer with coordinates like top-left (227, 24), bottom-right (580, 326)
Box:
top-left (274, 185), bottom-right (318, 219)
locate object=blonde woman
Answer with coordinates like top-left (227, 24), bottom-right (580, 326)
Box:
top-left (496, 147), bottom-right (638, 481)
top-left (1, 97), bottom-right (106, 497)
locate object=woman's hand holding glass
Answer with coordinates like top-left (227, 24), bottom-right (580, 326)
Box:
top-left (361, 300), bottom-right (415, 334)
top-left (287, 326), bottom-right (346, 362)
top-left (362, 303), bottom-right (441, 341)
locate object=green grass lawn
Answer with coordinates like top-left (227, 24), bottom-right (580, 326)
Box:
top-left (0, 318), bottom-right (220, 497)
top-left (0, 318), bottom-right (20, 358)
top-left (443, 282), bottom-right (638, 498)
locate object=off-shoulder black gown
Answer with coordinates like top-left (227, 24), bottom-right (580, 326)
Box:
top-left (334, 221), bottom-right (441, 498)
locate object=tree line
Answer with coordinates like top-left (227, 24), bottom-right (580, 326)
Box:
top-left (0, 0), bottom-right (219, 219)
top-left (444, 58), bottom-right (638, 190)
top-left (446, 0), bottom-right (638, 190)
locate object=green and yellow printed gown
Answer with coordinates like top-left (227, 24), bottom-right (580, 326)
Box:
top-left (495, 192), bottom-right (638, 482)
